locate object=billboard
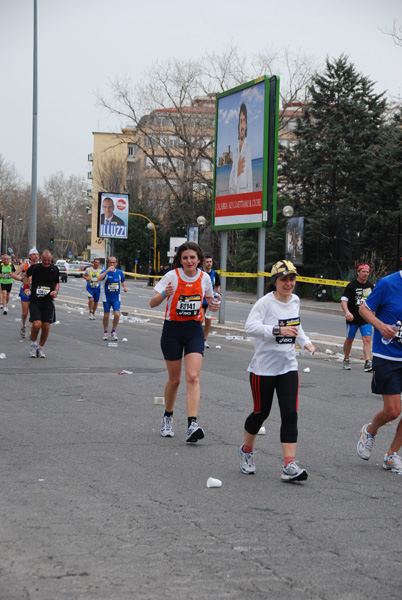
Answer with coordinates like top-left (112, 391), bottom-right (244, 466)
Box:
top-left (97, 192), bottom-right (129, 239)
top-left (285, 216), bottom-right (304, 266)
top-left (213, 76), bottom-right (279, 230)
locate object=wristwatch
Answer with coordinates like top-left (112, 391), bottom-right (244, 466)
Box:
top-left (273, 325), bottom-right (281, 336)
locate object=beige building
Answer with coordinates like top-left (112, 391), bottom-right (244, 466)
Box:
top-left (87, 97), bottom-right (215, 260)
top-left (87, 132), bottom-right (132, 260)
top-left (86, 97), bottom-right (301, 260)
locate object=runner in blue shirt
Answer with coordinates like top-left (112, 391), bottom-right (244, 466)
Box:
top-left (357, 268), bottom-right (402, 474)
top-left (97, 256), bottom-right (127, 341)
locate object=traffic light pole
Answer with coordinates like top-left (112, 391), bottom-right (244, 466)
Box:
top-left (51, 238), bottom-right (78, 258)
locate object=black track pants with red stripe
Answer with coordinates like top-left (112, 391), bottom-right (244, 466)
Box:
top-left (244, 370), bottom-right (299, 443)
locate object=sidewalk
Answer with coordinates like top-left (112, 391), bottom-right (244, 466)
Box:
top-left (225, 290), bottom-right (343, 316)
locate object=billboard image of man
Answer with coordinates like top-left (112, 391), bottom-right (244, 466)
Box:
top-left (229, 102), bottom-right (253, 195)
top-left (98, 193), bottom-right (128, 240)
top-left (100, 197), bottom-right (125, 226)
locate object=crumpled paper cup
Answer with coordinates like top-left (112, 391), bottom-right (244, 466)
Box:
top-left (206, 477), bottom-right (222, 488)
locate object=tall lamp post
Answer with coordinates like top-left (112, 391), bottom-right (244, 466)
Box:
top-left (129, 213), bottom-right (157, 272)
top-left (196, 215), bottom-right (206, 248)
top-left (282, 205), bottom-right (294, 261)
top-left (283, 206), bottom-right (294, 218)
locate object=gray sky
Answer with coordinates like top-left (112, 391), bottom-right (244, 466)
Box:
top-left (1, 0), bottom-right (401, 187)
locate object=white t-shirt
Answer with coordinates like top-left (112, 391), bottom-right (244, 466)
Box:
top-left (245, 291), bottom-right (311, 376)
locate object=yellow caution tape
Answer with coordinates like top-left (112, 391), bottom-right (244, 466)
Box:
top-left (123, 272), bottom-right (163, 280)
top-left (215, 271), bottom-right (348, 287)
top-left (122, 270), bottom-right (348, 288)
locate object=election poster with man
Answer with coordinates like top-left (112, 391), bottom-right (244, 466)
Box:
top-left (97, 192), bottom-right (129, 239)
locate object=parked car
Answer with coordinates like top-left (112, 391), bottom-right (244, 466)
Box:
top-left (55, 259), bottom-right (68, 283)
top-left (68, 261), bottom-right (92, 277)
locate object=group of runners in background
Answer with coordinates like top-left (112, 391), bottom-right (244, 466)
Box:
top-left (2, 243), bottom-right (402, 479)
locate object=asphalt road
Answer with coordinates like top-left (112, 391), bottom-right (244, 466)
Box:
top-left (1, 294), bottom-right (400, 599)
top-left (57, 277), bottom-right (346, 338)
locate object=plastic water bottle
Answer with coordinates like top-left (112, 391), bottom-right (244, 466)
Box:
top-left (381, 321), bottom-right (401, 345)
top-left (105, 342), bottom-right (118, 347)
top-left (205, 293), bottom-right (220, 319)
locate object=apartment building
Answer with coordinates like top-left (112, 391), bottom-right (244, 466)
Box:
top-left (87, 97), bottom-right (301, 259)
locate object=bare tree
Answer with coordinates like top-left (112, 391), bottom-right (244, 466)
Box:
top-left (93, 154), bottom-right (126, 195)
top-left (252, 47), bottom-right (318, 129)
top-left (97, 45), bottom-right (317, 231)
top-left (0, 156), bottom-right (31, 256)
top-left (383, 18), bottom-right (402, 47)
top-left (43, 173), bottom-right (88, 258)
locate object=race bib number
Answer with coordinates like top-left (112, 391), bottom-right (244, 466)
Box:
top-left (355, 288), bottom-right (372, 307)
top-left (3, 273), bottom-right (11, 279)
top-left (176, 294), bottom-right (201, 317)
top-left (90, 282), bottom-right (99, 289)
top-left (36, 286), bottom-right (51, 298)
top-left (275, 316), bottom-right (300, 344)
top-left (108, 282), bottom-right (119, 293)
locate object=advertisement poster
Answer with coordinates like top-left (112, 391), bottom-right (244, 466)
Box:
top-left (285, 216), bottom-right (304, 265)
top-left (213, 76), bottom-right (278, 231)
top-left (187, 226), bottom-right (199, 244)
top-left (97, 193), bottom-right (129, 239)
top-left (214, 80), bottom-right (265, 228)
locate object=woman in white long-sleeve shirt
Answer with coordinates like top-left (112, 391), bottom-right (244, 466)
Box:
top-left (238, 260), bottom-right (315, 482)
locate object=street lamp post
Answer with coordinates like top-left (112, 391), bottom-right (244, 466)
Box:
top-left (283, 205), bottom-right (295, 262)
top-left (129, 213), bottom-right (157, 272)
top-left (196, 215), bottom-right (206, 248)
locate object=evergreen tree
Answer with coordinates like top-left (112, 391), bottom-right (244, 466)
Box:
top-left (281, 55), bottom-right (388, 274)
top-left (367, 109), bottom-right (402, 270)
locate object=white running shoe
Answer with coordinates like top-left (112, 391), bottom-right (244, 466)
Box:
top-left (103, 332), bottom-right (109, 341)
top-left (20, 325), bottom-right (26, 338)
top-left (383, 452), bottom-right (402, 474)
top-left (186, 421), bottom-right (204, 443)
top-left (238, 445), bottom-right (256, 474)
top-left (29, 345), bottom-right (37, 358)
top-left (161, 416), bottom-right (174, 437)
top-left (357, 424), bottom-right (375, 460)
top-left (3, 307), bottom-right (8, 315)
top-left (36, 348), bottom-right (46, 358)
top-left (110, 331), bottom-right (118, 341)
top-left (204, 340), bottom-right (210, 349)
top-left (281, 461), bottom-right (308, 482)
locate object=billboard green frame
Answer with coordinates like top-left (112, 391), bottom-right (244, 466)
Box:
top-left (212, 75), bottom-right (279, 231)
